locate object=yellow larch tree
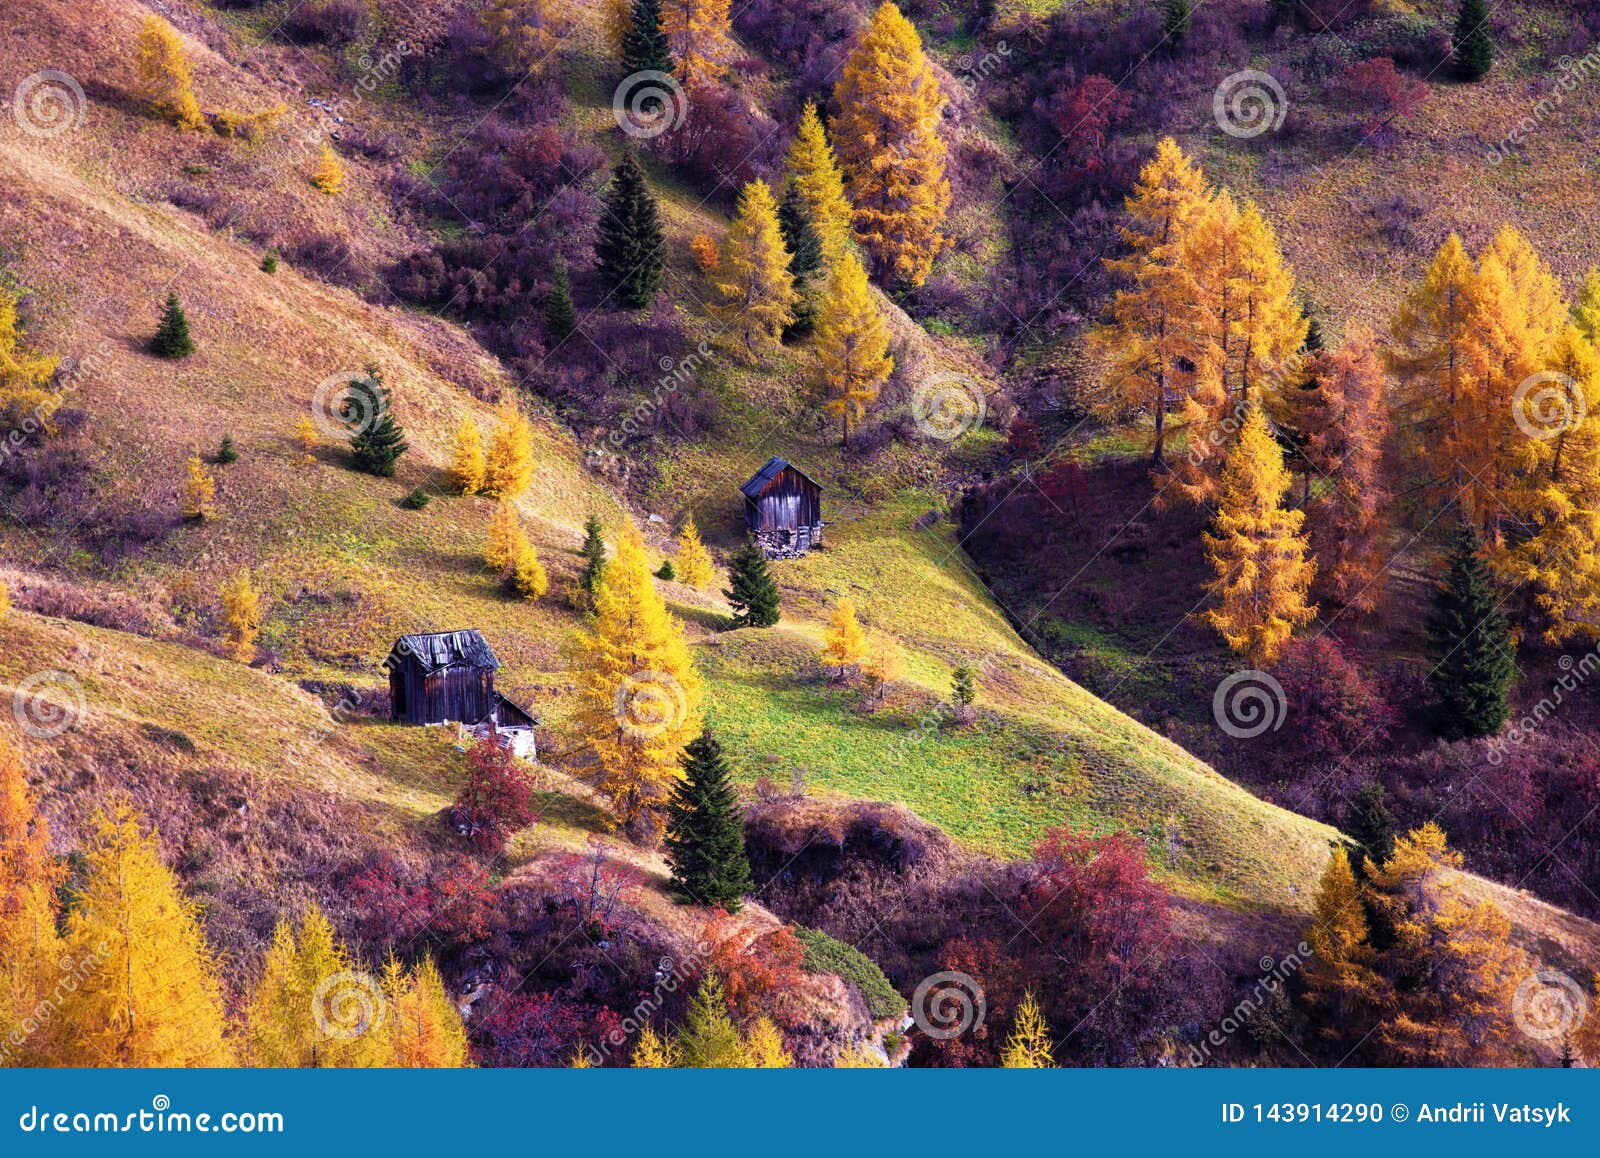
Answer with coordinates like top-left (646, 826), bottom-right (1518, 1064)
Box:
top-left (381, 955), bottom-right (472, 1068)
top-left (484, 401), bottom-right (535, 499)
top-left (999, 991), bottom-right (1056, 1068)
top-left (1298, 847), bottom-right (1381, 1053)
top-left (860, 630), bottom-right (904, 707)
top-left (311, 144), bottom-right (345, 195)
top-left (480, 0), bottom-right (565, 80)
top-left (661, 0), bottom-right (736, 90)
top-left (1366, 824), bottom-right (1523, 1066)
top-left (632, 1025), bottom-right (679, 1067)
top-left (711, 180), bottom-right (796, 359)
top-left (1092, 137), bottom-right (1212, 466)
top-left (511, 540), bottom-right (550, 600)
top-left (1491, 323), bottom-right (1600, 643)
top-left (135, 14), bottom-right (204, 130)
top-left (1386, 234), bottom-right (1483, 514)
top-left (54, 802), bottom-right (234, 1066)
top-left (292, 415), bottom-right (319, 452)
top-left (0, 580), bottom-right (10, 624)
top-left (821, 597), bottom-right (867, 676)
top-left (568, 521), bottom-right (703, 825)
top-left (1200, 405), bottom-right (1317, 665)
top-left (484, 499), bottom-right (529, 575)
top-left (219, 570), bottom-right (262, 663)
top-left (0, 730), bottom-right (63, 1065)
top-left (813, 251), bottom-right (893, 447)
top-left (0, 285), bottom-right (61, 432)
top-left (675, 517), bottom-right (714, 588)
top-left (785, 103), bottom-right (855, 263)
top-left (745, 1017), bottom-right (794, 1067)
top-left (834, 1043), bottom-right (887, 1067)
top-left (448, 418), bottom-right (486, 495)
top-left (831, 2), bottom-right (950, 288)
top-left (1230, 199), bottom-right (1307, 404)
top-left (603, 0), bottom-right (631, 57)
top-left (182, 452), bottom-right (216, 521)
top-left (1573, 266), bottom-right (1600, 347)
top-left (247, 906), bottom-right (386, 1067)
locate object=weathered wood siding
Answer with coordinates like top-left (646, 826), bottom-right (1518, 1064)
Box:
top-left (744, 465), bottom-right (821, 533)
top-left (389, 659), bottom-right (495, 725)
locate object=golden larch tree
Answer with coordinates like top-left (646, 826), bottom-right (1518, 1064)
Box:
top-left (484, 499), bottom-right (529, 575)
top-left (246, 906), bottom-right (386, 1067)
top-left (219, 570), bottom-right (262, 663)
top-left (744, 1017), bottom-right (794, 1067)
top-left (1366, 824), bottom-right (1523, 1066)
top-left (0, 285), bottom-right (61, 432)
top-left (999, 991), bottom-right (1056, 1068)
top-left (1229, 199), bottom-right (1307, 403)
top-left (484, 401), bottom-right (535, 499)
top-left (480, 0), bottom-right (566, 80)
top-left (1298, 846), bottom-right (1381, 1053)
top-left (785, 103), bottom-right (855, 263)
top-left (675, 517), bottom-right (714, 588)
top-left (135, 15), bottom-right (204, 130)
top-left (511, 540), bottom-right (550, 600)
top-left (448, 419), bottom-right (486, 495)
top-left (831, 2), bottom-right (950, 288)
top-left (1573, 266), bottom-right (1600, 347)
top-left (821, 597), bottom-right (866, 676)
top-left (632, 1025), bottom-right (678, 1067)
top-left (1092, 137), bottom-right (1212, 466)
top-left (0, 580), bottom-right (10, 624)
top-left (311, 144), bottom-right (345, 195)
top-left (182, 452), bottom-right (216, 521)
top-left (1200, 405), bottom-right (1317, 665)
top-left (54, 802), bottom-right (234, 1066)
top-left (292, 415), bottom-right (319, 452)
top-left (381, 955), bottom-right (472, 1068)
top-left (661, 0), bottom-right (736, 89)
top-left (0, 729), bottom-right (63, 1065)
top-left (711, 179), bottom-right (797, 359)
top-left (813, 251), bottom-right (893, 447)
top-left (568, 521), bottom-right (703, 825)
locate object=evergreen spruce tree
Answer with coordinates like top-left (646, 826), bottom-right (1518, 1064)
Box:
top-left (778, 180), bottom-right (823, 340)
top-left (620, 0), bottom-right (673, 82)
top-left (580, 514), bottom-right (607, 596)
top-left (1162, 0), bottom-right (1191, 44)
top-left (215, 434), bottom-right (238, 464)
top-left (663, 729), bottom-right (753, 910)
top-left (151, 292), bottom-right (194, 358)
top-left (594, 152), bottom-right (665, 309)
top-left (1452, 0), bottom-right (1493, 80)
top-left (345, 367), bottom-right (409, 477)
top-left (723, 540), bottom-right (781, 628)
top-left (545, 261), bottom-right (576, 343)
top-left (1346, 781), bottom-right (1396, 879)
top-left (1426, 523), bottom-right (1515, 739)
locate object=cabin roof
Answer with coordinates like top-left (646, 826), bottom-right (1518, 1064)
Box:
top-left (480, 694), bottom-right (538, 729)
top-left (387, 629), bottom-right (500, 672)
top-left (739, 456), bottom-right (822, 499)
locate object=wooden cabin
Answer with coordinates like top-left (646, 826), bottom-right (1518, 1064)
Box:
top-left (740, 457), bottom-right (823, 558)
top-left (384, 630), bottom-right (538, 759)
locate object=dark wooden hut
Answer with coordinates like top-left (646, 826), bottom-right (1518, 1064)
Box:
top-left (740, 457), bottom-right (823, 558)
top-left (385, 629), bottom-right (501, 726)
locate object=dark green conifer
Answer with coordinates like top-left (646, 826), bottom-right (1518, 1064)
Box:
top-left (723, 541), bottom-right (781, 629)
top-left (664, 729), bottom-right (753, 911)
top-left (151, 292), bottom-right (194, 359)
top-left (346, 366), bottom-right (409, 478)
top-left (1425, 522), bottom-right (1515, 740)
top-left (579, 514), bottom-right (608, 595)
top-left (1452, 0), bottom-right (1493, 80)
top-left (545, 261), bottom-right (576, 343)
top-left (620, 0), bottom-right (673, 83)
top-left (594, 152), bottom-right (665, 310)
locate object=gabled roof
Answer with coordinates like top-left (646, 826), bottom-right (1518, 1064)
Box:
top-left (740, 456), bottom-right (822, 499)
top-left (386, 629), bottom-right (500, 672)
top-left (476, 694), bottom-right (538, 729)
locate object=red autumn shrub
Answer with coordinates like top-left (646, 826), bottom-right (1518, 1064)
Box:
top-left (705, 915), bottom-right (806, 1022)
top-left (1274, 636), bottom-right (1395, 759)
top-left (472, 989), bottom-right (625, 1067)
top-left (451, 735), bottom-right (536, 855)
top-left (1340, 57), bottom-right (1427, 138)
